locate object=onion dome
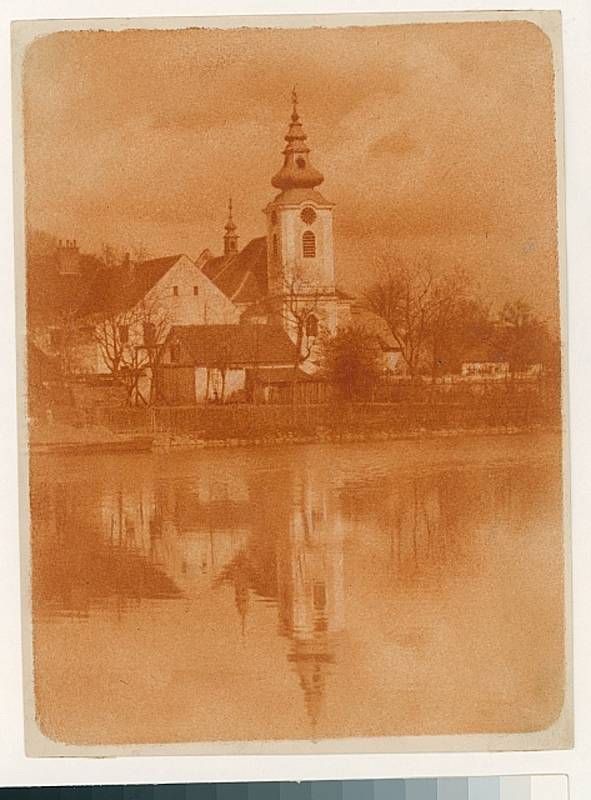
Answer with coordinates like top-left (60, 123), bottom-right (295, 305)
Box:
top-left (271, 89), bottom-right (324, 191)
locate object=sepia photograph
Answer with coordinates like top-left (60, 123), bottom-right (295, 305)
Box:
top-left (12, 11), bottom-right (569, 755)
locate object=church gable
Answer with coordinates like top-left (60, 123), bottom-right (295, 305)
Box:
top-left (202, 236), bottom-right (268, 306)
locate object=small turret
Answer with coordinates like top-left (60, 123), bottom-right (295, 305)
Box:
top-left (223, 197), bottom-right (239, 255)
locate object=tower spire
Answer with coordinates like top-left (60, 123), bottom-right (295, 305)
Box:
top-left (271, 91), bottom-right (324, 192)
top-left (223, 196), bottom-right (239, 255)
top-left (291, 86), bottom-right (299, 121)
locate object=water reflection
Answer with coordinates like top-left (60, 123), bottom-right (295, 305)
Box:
top-left (29, 436), bottom-right (564, 742)
top-left (214, 478), bottom-right (346, 725)
top-left (31, 478), bottom-right (183, 618)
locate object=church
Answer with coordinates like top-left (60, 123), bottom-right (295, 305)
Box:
top-left (198, 90), bottom-right (353, 339)
top-left (156, 91), bottom-right (356, 404)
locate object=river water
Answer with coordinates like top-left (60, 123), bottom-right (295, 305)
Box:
top-left (29, 432), bottom-right (565, 746)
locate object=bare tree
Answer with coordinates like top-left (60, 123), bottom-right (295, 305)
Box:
top-left (131, 243), bottom-right (153, 262)
top-left (365, 259), bottom-right (494, 381)
top-left (89, 297), bottom-right (170, 406)
top-left (284, 277), bottom-right (321, 361)
top-left (276, 272), bottom-right (324, 403)
top-left (208, 339), bottom-right (235, 403)
top-left (495, 299), bottom-right (552, 373)
top-left (364, 258), bottom-right (436, 378)
top-left (425, 271), bottom-right (492, 379)
top-left (100, 243), bottom-right (124, 268)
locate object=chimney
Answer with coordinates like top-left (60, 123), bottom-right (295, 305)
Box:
top-left (122, 252), bottom-right (135, 282)
top-left (57, 237), bottom-right (81, 275)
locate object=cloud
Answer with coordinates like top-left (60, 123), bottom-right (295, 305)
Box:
top-left (369, 130), bottom-right (417, 157)
top-left (21, 21), bottom-right (559, 322)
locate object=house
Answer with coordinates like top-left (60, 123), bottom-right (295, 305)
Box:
top-left (30, 249), bottom-right (239, 404)
top-left (460, 344), bottom-right (510, 379)
top-left (249, 366), bottom-right (328, 405)
top-left (379, 342), bottom-right (405, 375)
top-left (156, 324), bottom-right (298, 404)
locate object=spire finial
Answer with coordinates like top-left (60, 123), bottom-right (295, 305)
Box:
top-left (291, 86), bottom-right (299, 121)
top-left (223, 196), bottom-right (238, 254)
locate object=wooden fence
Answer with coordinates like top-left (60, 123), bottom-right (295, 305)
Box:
top-left (74, 381), bottom-right (560, 440)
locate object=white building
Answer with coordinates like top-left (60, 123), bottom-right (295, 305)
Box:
top-left (199, 91), bottom-right (354, 363)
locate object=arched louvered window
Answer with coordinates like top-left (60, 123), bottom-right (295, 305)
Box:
top-left (306, 314), bottom-right (319, 338)
top-left (302, 230), bottom-right (316, 258)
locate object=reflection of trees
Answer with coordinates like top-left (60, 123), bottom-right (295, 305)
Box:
top-left (30, 477), bottom-right (181, 619)
top-left (336, 471), bottom-right (456, 584)
top-left (336, 463), bottom-right (542, 586)
top-left (31, 447), bottom-right (559, 733)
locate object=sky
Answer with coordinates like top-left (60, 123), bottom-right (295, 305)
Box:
top-left (21, 20), bottom-right (560, 322)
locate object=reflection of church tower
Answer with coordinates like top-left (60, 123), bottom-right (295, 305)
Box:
top-left (265, 90), bottom-right (339, 343)
top-left (276, 479), bottom-right (345, 726)
top-left (212, 468), bottom-right (346, 726)
top-left (215, 549), bottom-right (251, 636)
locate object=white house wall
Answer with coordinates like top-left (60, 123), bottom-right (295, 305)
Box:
top-left (145, 254), bottom-right (240, 327)
top-left (87, 255), bottom-right (241, 379)
top-left (195, 367), bottom-right (246, 402)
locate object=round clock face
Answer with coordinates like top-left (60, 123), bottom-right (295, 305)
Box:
top-left (300, 207), bottom-right (317, 225)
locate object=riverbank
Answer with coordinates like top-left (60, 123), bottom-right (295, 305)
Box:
top-left (151, 422), bottom-right (562, 450)
top-left (29, 417), bottom-right (562, 454)
top-left (28, 387), bottom-right (562, 453)
top-left (29, 421), bottom-right (153, 455)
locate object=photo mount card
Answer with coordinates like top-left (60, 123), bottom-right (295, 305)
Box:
top-left (11, 10), bottom-right (571, 756)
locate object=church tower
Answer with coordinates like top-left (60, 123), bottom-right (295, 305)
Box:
top-left (265, 91), bottom-right (338, 341)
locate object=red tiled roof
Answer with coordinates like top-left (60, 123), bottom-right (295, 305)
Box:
top-left (167, 324), bottom-right (296, 367)
top-left (240, 288), bottom-right (354, 325)
top-left (202, 237), bottom-right (268, 305)
top-left (77, 255), bottom-right (183, 317)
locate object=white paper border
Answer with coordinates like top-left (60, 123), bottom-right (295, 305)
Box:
top-left (0, 0), bottom-right (589, 794)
